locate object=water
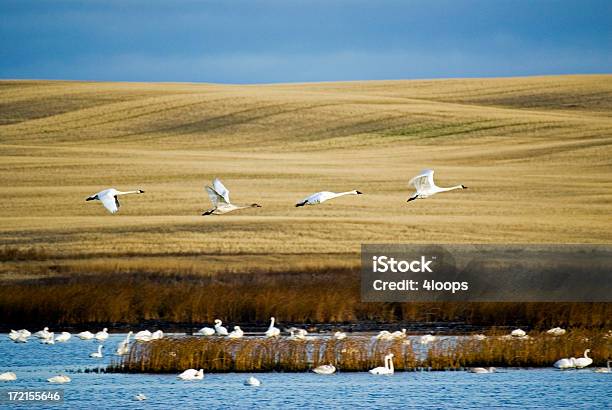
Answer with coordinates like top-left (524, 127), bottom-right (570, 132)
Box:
top-left (1, 334), bottom-right (610, 408)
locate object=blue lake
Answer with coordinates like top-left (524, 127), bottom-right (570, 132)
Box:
top-left (1, 333), bottom-right (610, 408)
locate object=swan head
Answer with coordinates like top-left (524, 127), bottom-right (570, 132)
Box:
top-left (584, 349), bottom-right (591, 356)
top-left (137, 189), bottom-right (145, 194)
top-left (270, 316), bottom-right (275, 321)
top-left (44, 327), bottom-right (49, 331)
top-left (103, 328), bottom-right (108, 332)
top-left (461, 185), bottom-right (468, 189)
top-left (234, 326), bottom-right (241, 330)
top-left (250, 203), bottom-right (262, 208)
top-left (214, 319), bottom-right (222, 325)
top-left (354, 190), bottom-right (363, 195)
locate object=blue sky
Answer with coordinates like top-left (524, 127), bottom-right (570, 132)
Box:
top-left (0, 0), bottom-right (610, 83)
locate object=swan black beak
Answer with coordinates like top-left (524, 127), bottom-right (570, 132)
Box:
top-left (138, 189), bottom-right (145, 193)
top-left (407, 197), bottom-right (417, 202)
top-left (86, 196), bottom-right (96, 201)
top-left (356, 191), bottom-right (363, 195)
top-left (461, 185), bottom-right (468, 189)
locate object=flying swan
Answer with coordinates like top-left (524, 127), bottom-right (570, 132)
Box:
top-left (86, 188), bottom-right (145, 214)
top-left (295, 190), bottom-right (362, 207)
top-left (202, 178), bottom-right (261, 215)
top-left (407, 169), bottom-right (466, 202)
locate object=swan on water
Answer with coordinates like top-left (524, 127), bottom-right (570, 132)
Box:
top-left (228, 326), bottom-right (244, 339)
top-left (177, 369), bottom-right (204, 381)
top-left (202, 178), bottom-right (261, 215)
top-left (47, 375), bottom-right (71, 383)
top-left (407, 169), bottom-right (467, 202)
top-left (554, 357), bottom-right (576, 369)
top-left (265, 317), bottom-right (280, 338)
top-left (574, 349), bottom-right (593, 368)
top-left (295, 190), bottom-right (362, 207)
top-left (196, 326), bottom-right (216, 336)
top-left (90, 345), bottom-right (104, 358)
top-left (95, 328), bottom-right (109, 342)
top-left (369, 353), bottom-right (394, 375)
top-left (313, 364), bottom-right (336, 375)
top-left (86, 188), bottom-right (145, 214)
top-left (420, 334), bottom-right (436, 344)
top-left (546, 327), bottom-right (566, 336)
top-left (40, 333), bottom-right (55, 344)
top-left (595, 360), bottom-right (611, 373)
top-left (151, 330), bottom-right (164, 340)
top-left (470, 367), bottom-right (495, 373)
top-left (134, 393), bottom-right (147, 401)
top-left (134, 330), bottom-right (152, 342)
top-left (333, 331), bottom-right (347, 340)
top-left (214, 320), bottom-right (229, 336)
top-left (76, 331), bottom-right (94, 340)
top-left (244, 376), bottom-right (261, 386)
top-left (34, 327), bottom-right (51, 339)
top-left (116, 332), bottom-right (133, 356)
top-left (0, 372), bottom-right (17, 381)
top-left (10, 330), bottom-right (30, 343)
top-left (56, 332), bottom-right (71, 342)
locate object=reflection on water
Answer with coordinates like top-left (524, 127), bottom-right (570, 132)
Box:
top-left (0, 334), bottom-right (610, 408)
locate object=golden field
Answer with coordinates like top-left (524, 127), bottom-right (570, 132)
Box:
top-left (1, 75), bottom-right (611, 280)
top-left (0, 75), bottom-right (611, 328)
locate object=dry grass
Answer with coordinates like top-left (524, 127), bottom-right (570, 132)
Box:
top-left (0, 75), bottom-right (611, 326)
top-left (112, 329), bottom-right (611, 373)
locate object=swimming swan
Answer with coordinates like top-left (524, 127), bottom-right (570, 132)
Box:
top-left (553, 357), bottom-right (576, 369)
top-left (196, 326), bottom-right (216, 336)
top-left (202, 178), bottom-right (261, 215)
top-left (47, 375), bottom-right (71, 383)
top-left (313, 364), bottom-right (336, 375)
top-left (595, 360), bottom-right (611, 373)
top-left (76, 331), bottom-right (94, 340)
top-left (0, 372), bottom-right (17, 381)
top-left (369, 353), bottom-right (394, 375)
top-left (407, 169), bottom-right (466, 202)
top-left (34, 327), bottom-right (51, 339)
top-left (134, 330), bottom-right (152, 342)
top-left (470, 367), bottom-right (495, 373)
top-left (295, 190), bottom-right (362, 207)
top-left (574, 349), bottom-right (593, 369)
top-left (244, 376), bottom-right (261, 386)
top-left (177, 369), bottom-right (204, 380)
top-left (95, 328), bottom-right (109, 342)
top-left (265, 317), bottom-right (280, 338)
top-left (228, 326), bottom-right (244, 339)
top-left (90, 345), bottom-right (104, 358)
top-left (56, 332), bottom-right (71, 342)
top-left (214, 320), bottom-right (228, 336)
top-left (86, 188), bottom-right (144, 214)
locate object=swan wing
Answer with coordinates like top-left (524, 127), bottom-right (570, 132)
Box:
top-left (212, 178), bottom-right (231, 204)
top-left (409, 169), bottom-right (435, 193)
top-left (99, 192), bottom-right (119, 213)
top-left (205, 186), bottom-right (227, 207)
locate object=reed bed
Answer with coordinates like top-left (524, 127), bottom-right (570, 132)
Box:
top-left (1, 271), bottom-right (611, 329)
top-left (112, 329), bottom-right (611, 373)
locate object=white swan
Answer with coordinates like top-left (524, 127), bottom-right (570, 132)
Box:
top-left (288, 328), bottom-right (307, 340)
top-left (295, 190), bottom-right (362, 207)
top-left (95, 328), bottom-right (109, 341)
top-left (390, 329), bottom-right (407, 339)
top-left (333, 331), bottom-right (347, 340)
top-left (407, 169), bottom-right (467, 202)
top-left (56, 332), bottom-right (71, 342)
top-left (546, 327), bottom-right (566, 336)
top-left (13, 333), bottom-right (29, 343)
top-left (40, 333), bottom-right (55, 344)
top-left (420, 334), bottom-right (436, 344)
top-left (134, 330), bottom-right (152, 342)
top-left (196, 325), bottom-right (216, 336)
top-left (47, 375), bottom-right (71, 383)
top-left (554, 357), bottom-right (576, 369)
top-left (228, 326), bottom-right (244, 339)
top-left (0, 372), bottom-right (17, 381)
top-left (202, 178), bottom-right (261, 215)
top-left (473, 334), bottom-right (487, 341)
top-left (313, 364), bottom-right (336, 375)
top-left (470, 367), bottom-right (495, 373)
top-left (86, 188), bottom-right (145, 214)
top-left (375, 331), bottom-right (392, 340)
top-left (116, 332), bottom-right (133, 356)
top-left (510, 329), bottom-right (526, 338)
top-left (34, 327), bottom-right (51, 339)
top-left (90, 345), bottom-right (104, 358)
top-left (151, 330), bottom-right (164, 340)
top-left (177, 369), bottom-right (204, 380)
top-left (369, 353), bottom-right (394, 375)
top-left (214, 320), bottom-right (229, 336)
top-left (244, 376), bottom-right (261, 386)
top-left (265, 317), bottom-right (280, 338)
top-left (134, 393), bottom-right (147, 401)
top-left (76, 331), bottom-right (94, 340)
top-left (574, 349), bottom-right (593, 368)
top-left (595, 360), bottom-right (611, 373)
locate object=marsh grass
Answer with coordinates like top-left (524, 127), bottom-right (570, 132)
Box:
top-left (1, 270), bottom-right (610, 329)
top-left (112, 329), bottom-right (610, 373)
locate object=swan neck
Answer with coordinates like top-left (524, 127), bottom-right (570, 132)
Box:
top-left (115, 190), bottom-right (140, 195)
top-left (438, 185), bottom-right (463, 192)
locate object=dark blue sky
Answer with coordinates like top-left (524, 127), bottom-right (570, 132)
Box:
top-left (0, 0), bottom-right (610, 83)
